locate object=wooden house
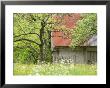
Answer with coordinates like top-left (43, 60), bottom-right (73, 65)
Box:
top-left (51, 33), bottom-right (97, 64)
top-left (51, 14), bottom-right (97, 64)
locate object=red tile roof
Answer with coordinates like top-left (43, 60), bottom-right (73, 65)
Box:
top-left (51, 14), bottom-right (81, 47)
top-left (51, 30), bottom-right (72, 47)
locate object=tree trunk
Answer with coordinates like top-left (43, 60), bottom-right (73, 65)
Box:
top-left (39, 21), bottom-right (45, 62)
top-left (47, 30), bottom-right (52, 63)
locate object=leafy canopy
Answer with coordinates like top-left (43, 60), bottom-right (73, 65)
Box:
top-left (70, 13), bottom-right (97, 48)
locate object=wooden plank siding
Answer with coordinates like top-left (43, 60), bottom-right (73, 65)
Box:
top-left (52, 46), bottom-right (97, 64)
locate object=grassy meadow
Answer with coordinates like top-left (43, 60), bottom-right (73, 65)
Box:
top-left (14, 63), bottom-right (97, 75)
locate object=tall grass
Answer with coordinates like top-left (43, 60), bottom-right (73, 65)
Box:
top-left (14, 63), bottom-right (97, 75)
top-left (13, 63), bottom-right (36, 75)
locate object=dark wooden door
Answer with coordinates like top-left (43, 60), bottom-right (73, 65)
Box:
top-left (87, 51), bottom-right (97, 64)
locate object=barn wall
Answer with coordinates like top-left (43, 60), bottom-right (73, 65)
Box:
top-left (86, 47), bottom-right (97, 64)
top-left (52, 46), bottom-right (97, 64)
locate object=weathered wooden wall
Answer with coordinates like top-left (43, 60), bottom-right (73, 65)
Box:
top-left (52, 46), bottom-right (97, 64)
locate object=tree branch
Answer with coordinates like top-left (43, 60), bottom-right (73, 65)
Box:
top-left (14, 32), bottom-right (40, 38)
top-left (14, 45), bottom-right (39, 53)
top-left (14, 38), bottom-right (41, 45)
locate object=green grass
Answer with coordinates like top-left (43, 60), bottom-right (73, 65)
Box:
top-left (14, 63), bottom-right (97, 75)
top-left (13, 63), bottom-right (36, 75)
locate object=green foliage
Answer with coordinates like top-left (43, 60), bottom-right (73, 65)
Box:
top-left (14, 13), bottom-right (54, 64)
top-left (14, 63), bottom-right (97, 75)
top-left (14, 63), bottom-right (36, 75)
top-left (70, 13), bottom-right (97, 48)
